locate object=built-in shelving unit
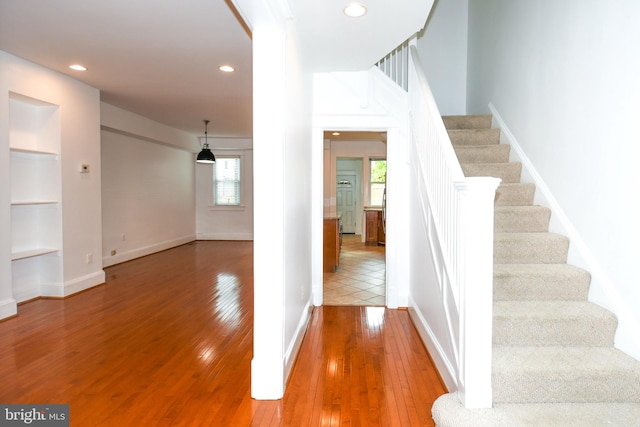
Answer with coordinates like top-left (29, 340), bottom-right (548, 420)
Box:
top-left (9, 92), bottom-right (62, 303)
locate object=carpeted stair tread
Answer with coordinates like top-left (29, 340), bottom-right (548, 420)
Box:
top-left (443, 114), bottom-right (492, 130)
top-left (493, 264), bottom-right (591, 301)
top-left (493, 346), bottom-right (640, 403)
top-left (432, 392), bottom-right (640, 427)
top-left (434, 114), bottom-right (640, 424)
top-left (495, 183), bottom-right (536, 206)
top-left (462, 162), bottom-right (522, 183)
top-left (454, 144), bottom-right (511, 163)
top-left (448, 128), bottom-right (501, 145)
top-left (494, 232), bottom-right (569, 264)
top-left (495, 205), bottom-right (551, 232)
top-left (493, 301), bottom-right (617, 346)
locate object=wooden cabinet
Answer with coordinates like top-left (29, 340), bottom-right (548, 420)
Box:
top-left (365, 209), bottom-right (385, 246)
top-left (365, 210), bottom-right (378, 245)
top-left (323, 216), bottom-right (342, 272)
top-left (377, 210), bottom-right (386, 245)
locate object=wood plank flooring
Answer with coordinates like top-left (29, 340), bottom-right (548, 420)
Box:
top-left (0, 241), bottom-right (446, 426)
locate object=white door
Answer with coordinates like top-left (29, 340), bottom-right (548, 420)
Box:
top-left (336, 174), bottom-right (356, 233)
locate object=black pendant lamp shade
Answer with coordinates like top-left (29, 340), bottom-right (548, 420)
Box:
top-left (196, 119), bottom-right (216, 164)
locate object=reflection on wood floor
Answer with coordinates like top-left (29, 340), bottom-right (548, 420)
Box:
top-left (324, 233), bottom-right (386, 306)
top-left (0, 241), bottom-right (446, 426)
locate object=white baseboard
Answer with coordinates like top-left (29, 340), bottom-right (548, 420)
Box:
top-left (0, 298), bottom-right (17, 320)
top-left (196, 232), bottom-right (253, 241)
top-left (102, 234), bottom-right (196, 267)
top-left (407, 297), bottom-right (457, 392)
top-left (40, 270), bottom-right (106, 298)
top-left (13, 288), bottom-right (41, 304)
top-left (284, 299), bottom-right (313, 382)
top-left (489, 102), bottom-right (640, 361)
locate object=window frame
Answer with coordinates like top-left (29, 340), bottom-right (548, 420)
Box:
top-left (210, 154), bottom-right (245, 211)
top-left (369, 158), bottom-right (387, 207)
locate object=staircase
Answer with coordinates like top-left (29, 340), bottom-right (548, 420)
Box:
top-left (431, 115), bottom-right (640, 426)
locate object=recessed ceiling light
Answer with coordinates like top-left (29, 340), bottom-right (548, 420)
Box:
top-left (344, 2), bottom-right (367, 17)
top-left (332, 132), bottom-right (341, 136)
top-left (69, 64), bottom-right (87, 71)
top-left (219, 65), bottom-right (235, 73)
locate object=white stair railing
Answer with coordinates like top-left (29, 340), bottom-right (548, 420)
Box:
top-left (376, 39), bottom-right (410, 91)
top-left (407, 42), bottom-right (500, 409)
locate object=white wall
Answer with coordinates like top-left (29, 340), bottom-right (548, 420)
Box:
top-left (0, 51), bottom-right (105, 311)
top-left (0, 53), bottom-right (12, 317)
top-left (283, 16), bottom-right (314, 387)
top-left (313, 69), bottom-right (410, 309)
top-left (196, 138), bottom-right (253, 240)
top-left (416, 0), bottom-right (469, 115)
top-left (467, 0), bottom-right (640, 359)
top-left (101, 105), bottom-right (196, 267)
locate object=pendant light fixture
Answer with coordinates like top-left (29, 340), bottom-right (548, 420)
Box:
top-left (196, 119), bottom-right (216, 164)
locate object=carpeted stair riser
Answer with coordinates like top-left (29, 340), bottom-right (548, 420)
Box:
top-left (493, 347), bottom-right (640, 403)
top-left (495, 206), bottom-right (551, 232)
top-left (494, 233), bottom-right (569, 264)
top-left (442, 114), bottom-right (493, 130)
top-left (448, 128), bottom-right (501, 145)
top-left (493, 264), bottom-right (591, 301)
top-left (493, 301), bottom-right (617, 346)
top-left (462, 162), bottom-right (522, 183)
top-left (454, 144), bottom-right (511, 163)
top-left (495, 183), bottom-right (535, 206)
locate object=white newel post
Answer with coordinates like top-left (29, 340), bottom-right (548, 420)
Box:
top-left (457, 176), bottom-right (501, 409)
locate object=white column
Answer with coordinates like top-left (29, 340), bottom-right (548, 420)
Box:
top-left (457, 176), bottom-right (501, 408)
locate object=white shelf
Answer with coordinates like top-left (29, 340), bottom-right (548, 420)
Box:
top-left (8, 92), bottom-right (63, 303)
top-left (11, 248), bottom-right (59, 261)
top-left (11, 200), bottom-right (58, 205)
top-left (9, 147), bottom-right (58, 156)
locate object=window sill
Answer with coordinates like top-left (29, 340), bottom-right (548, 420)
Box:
top-left (208, 204), bottom-right (246, 212)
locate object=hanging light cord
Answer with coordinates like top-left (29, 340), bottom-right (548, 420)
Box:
top-left (203, 119), bottom-right (210, 148)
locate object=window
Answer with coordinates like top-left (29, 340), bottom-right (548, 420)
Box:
top-left (214, 156), bottom-right (241, 205)
top-left (370, 159), bottom-right (386, 206)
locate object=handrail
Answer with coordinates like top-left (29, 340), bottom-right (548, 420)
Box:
top-left (407, 42), bottom-right (500, 409)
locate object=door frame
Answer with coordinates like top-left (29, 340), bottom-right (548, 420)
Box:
top-left (313, 126), bottom-right (409, 310)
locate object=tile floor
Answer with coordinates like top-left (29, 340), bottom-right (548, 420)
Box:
top-left (323, 233), bottom-right (386, 306)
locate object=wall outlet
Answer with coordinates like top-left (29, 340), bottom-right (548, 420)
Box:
top-left (121, 234), bottom-right (126, 241)
top-left (86, 253), bottom-right (93, 264)
top-left (111, 249), bottom-right (117, 256)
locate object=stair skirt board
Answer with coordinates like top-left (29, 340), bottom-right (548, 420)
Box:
top-left (432, 115), bottom-right (640, 425)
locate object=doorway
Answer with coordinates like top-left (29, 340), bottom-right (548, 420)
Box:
top-left (322, 132), bottom-right (387, 306)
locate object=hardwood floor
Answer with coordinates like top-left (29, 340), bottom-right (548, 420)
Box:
top-left (0, 241), bottom-right (446, 426)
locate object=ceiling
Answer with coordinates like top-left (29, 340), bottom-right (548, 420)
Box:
top-left (0, 0), bottom-right (428, 138)
top-left (324, 131), bottom-right (387, 143)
